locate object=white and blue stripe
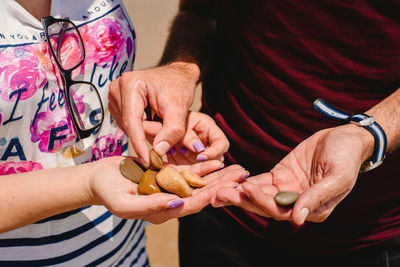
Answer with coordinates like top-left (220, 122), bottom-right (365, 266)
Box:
top-left (313, 98), bottom-right (387, 172)
top-left (0, 206), bottom-right (148, 266)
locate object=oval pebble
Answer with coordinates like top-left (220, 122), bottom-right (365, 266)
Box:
top-left (138, 170), bottom-right (161, 195)
top-left (180, 170), bottom-right (207, 187)
top-left (150, 149), bottom-right (164, 170)
top-left (274, 191), bottom-right (300, 207)
top-left (156, 166), bottom-right (192, 198)
top-left (119, 158), bottom-right (145, 184)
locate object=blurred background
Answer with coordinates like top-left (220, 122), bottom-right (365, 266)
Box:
top-left (122, 1), bottom-right (192, 266)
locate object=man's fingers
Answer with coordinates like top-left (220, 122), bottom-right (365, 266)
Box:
top-left (292, 174), bottom-right (352, 225)
top-left (240, 181), bottom-right (291, 220)
top-left (143, 121), bottom-right (162, 138)
top-left (212, 186), bottom-right (271, 217)
top-left (108, 81), bottom-right (124, 130)
top-left (153, 107), bottom-right (188, 156)
top-left (107, 102), bottom-right (124, 130)
top-left (120, 80), bottom-right (150, 166)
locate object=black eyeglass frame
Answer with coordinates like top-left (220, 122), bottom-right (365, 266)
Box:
top-left (41, 16), bottom-right (105, 140)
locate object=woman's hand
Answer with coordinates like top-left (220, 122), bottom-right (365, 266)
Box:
top-left (89, 156), bottom-right (245, 224)
top-left (144, 111), bottom-right (229, 165)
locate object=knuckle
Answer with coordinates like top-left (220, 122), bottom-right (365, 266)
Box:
top-left (224, 142), bottom-right (230, 153)
top-left (234, 165), bottom-right (246, 174)
top-left (108, 79), bottom-right (116, 92)
top-left (120, 116), bottom-right (130, 129)
top-left (229, 164), bottom-right (242, 170)
top-left (317, 198), bottom-right (329, 209)
top-left (168, 125), bottom-right (185, 138)
top-left (121, 116), bottom-right (135, 133)
top-left (107, 93), bottom-right (113, 102)
top-left (119, 72), bottom-right (132, 83)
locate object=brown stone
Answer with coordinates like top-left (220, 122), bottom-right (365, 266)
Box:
top-left (180, 170), bottom-right (207, 187)
top-left (156, 166), bottom-right (192, 197)
top-left (150, 149), bottom-right (163, 170)
top-left (138, 170), bottom-right (161, 195)
top-left (119, 158), bottom-right (144, 183)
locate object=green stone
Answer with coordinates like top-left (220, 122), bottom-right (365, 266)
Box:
top-left (274, 191), bottom-right (300, 207)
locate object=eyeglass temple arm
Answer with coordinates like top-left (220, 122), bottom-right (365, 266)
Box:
top-left (56, 19), bottom-right (70, 63)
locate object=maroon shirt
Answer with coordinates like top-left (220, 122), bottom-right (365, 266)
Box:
top-left (202, 0), bottom-right (400, 253)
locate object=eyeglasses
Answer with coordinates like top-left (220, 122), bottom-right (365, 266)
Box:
top-left (41, 16), bottom-right (104, 140)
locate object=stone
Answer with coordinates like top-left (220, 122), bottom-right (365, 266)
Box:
top-left (150, 149), bottom-right (163, 170)
top-left (138, 170), bottom-right (161, 195)
top-left (119, 158), bottom-right (145, 184)
top-left (180, 170), bottom-right (207, 187)
top-left (274, 191), bottom-right (300, 207)
top-left (156, 166), bottom-right (192, 198)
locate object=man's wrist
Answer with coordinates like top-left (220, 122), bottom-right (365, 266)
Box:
top-left (313, 98), bottom-right (387, 172)
top-left (345, 123), bottom-right (375, 163)
top-left (167, 61), bottom-right (201, 84)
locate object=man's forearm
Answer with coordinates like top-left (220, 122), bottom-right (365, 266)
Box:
top-left (159, 0), bottom-right (216, 81)
top-left (367, 88), bottom-right (400, 154)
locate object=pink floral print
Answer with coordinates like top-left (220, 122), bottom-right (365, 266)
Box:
top-left (0, 46), bottom-right (47, 102)
top-left (90, 129), bottom-right (124, 160)
top-left (82, 17), bottom-right (126, 64)
top-left (30, 109), bottom-right (76, 153)
top-left (0, 161), bottom-right (43, 175)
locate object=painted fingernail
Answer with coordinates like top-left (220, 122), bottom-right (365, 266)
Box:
top-left (166, 147), bottom-right (176, 157)
top-left (233, 183), bottom-right (239, 189)
top-left (196, 155), bottom-right (207, 162)
top-left (193, 140), bottom-right (205, 152)
top-left (239, 171), bottom-right (249, 182)
top-left (154, 141), bottom-right (171, 156)
top-left (299, 208), bottom-right (309, 225)
top-left (167, 199), bottom-right (184, 208)
top-left (179, 146), bottom-right (188, 155)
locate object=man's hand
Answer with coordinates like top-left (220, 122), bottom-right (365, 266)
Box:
top-left (212, 124), bottom-right (374, 225)
top-left (108, 62), bottom-right (200, 167)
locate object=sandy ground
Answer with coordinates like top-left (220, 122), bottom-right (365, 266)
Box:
top-left (122, 1), bottom-right (184, 266)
